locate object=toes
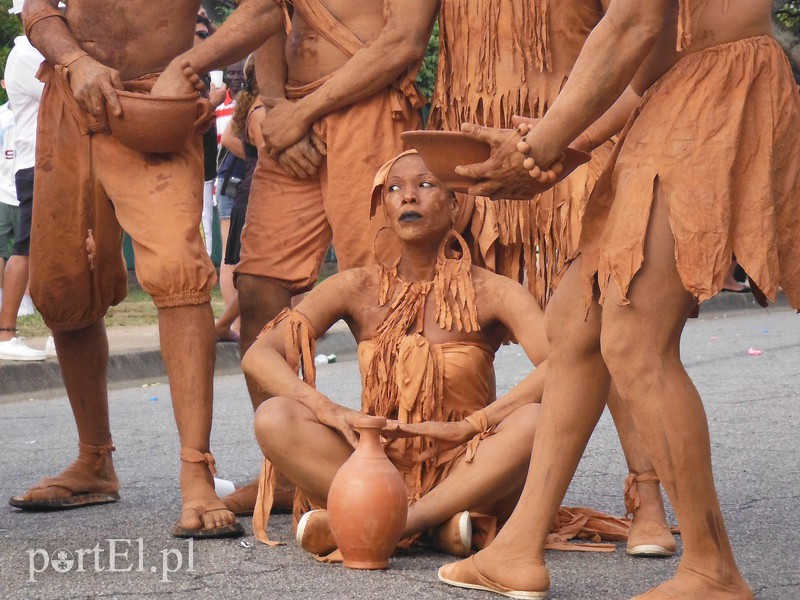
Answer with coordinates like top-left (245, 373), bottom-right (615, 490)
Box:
top-left (28, 485), bottom-right (72, 502)
top-left (179, 508), bottom-right (203, 530)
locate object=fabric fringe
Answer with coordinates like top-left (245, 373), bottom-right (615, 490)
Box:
top-left (545, 507), bottom-right (630, 552)
top-left (677, 0), bottom-right (693, 51)
top-left (430, 0), bottom-right (557, 131)
top-left (258, 307), bottom-right (317, 387)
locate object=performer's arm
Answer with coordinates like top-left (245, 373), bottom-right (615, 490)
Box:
top-left (260, 0), bottom-right (438, 153)
top-left (153, 0), bottom-right (284, 96)
top-left (472, 275), bottom-right (549, 428)
top-left (22, 0), bottom-right (124, 119)
top-left (521, 0), bottom-right (677, 167)
top-left (240, 271), bottom-right (362, 446)
top-left (571, 85), bottom-right (642, 153)
top-left (458, 0), bottom-right (678, 195)
top-left (256, 32), bottom-right (326, 178)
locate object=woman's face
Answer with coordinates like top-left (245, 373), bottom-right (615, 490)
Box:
top-left (383, 155), bottom-right (456, 244)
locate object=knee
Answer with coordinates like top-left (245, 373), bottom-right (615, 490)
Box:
top-left (600, 315), bottom-right (659, 394)
top-left (236, 274), bottom-right (292, 314)
top-left (544, 295), bottom-right (602, 360)
top-left (253, 396), bottom-right (305, 455)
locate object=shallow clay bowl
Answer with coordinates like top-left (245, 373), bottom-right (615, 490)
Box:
top-left (402, 130), bottom-right (592, 198)
top-left (108, 89), bottom-right (200, 154)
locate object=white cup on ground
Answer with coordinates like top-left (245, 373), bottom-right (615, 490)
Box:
top-left (209, 70), bottom-right (224, 88)
top-left (214, 477), bottom-right (235, 498)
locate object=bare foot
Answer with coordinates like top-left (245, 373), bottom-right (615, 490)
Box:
top-left (177, 460), bottom-right (238, 532)
top-left (9, 444), bottom-right (119, 508)
top-left (223, 475), bottom-right (295, 516)
top-left (632, 565), bottom-right (753, 599)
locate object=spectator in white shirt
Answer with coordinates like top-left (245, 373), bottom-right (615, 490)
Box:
top-left (0, 4), bottom-right (47, 362)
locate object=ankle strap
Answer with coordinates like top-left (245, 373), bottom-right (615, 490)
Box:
top-left (78, 440), bottom-right (115, 471)
top-left (180, 447), bottom-right (217, 476)
top-left (0, 327), bottom-right (17, 332)
top-left (624, 470), bottom-right (659, 517)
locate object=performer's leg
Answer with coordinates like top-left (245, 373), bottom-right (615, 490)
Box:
top-left (607, 385), bottom-right (675, 555)
top-left (403, 404), bottom-right (539, 538)
top-left (157, 302), bottom-right (237, 531)
top-left (253, 396), bottom-right (353, 505)
top-left (600, 189), bottom-right (751, 598)
top-left (12, 320), bottom-right (119, 503)
top-left (441, 258), bottom-right (610, 592)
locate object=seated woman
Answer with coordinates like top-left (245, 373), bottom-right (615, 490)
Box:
top-left (242, 151), bottom-right (658, 558)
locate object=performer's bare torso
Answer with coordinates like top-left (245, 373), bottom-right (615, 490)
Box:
top-left (285, 0), bottom-right (386, 84)
top-left (64, 0), bottom-right (201, 79)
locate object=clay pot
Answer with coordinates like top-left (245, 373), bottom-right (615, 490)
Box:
top-left (401, 130), bottom-right (490, 193)
top-left (108, 84), bottom-right (212, 154)
top-left (327, 415), bottom-right (408, 569)
top-left (402, 129), bottom-right (593, 198)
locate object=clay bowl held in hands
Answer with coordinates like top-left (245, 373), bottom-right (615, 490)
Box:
top-left (108, 87), bottom-right (206, 154)
top-left (402, 130), bottom-right (490, 193)
top-left (402, 130), bottom-right (592, 198)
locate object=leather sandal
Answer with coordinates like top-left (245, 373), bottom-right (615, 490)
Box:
top-left (296, 509), bottom-right (337, 556)
top-left (426, 511), bottom-right (472, 557)
top-left (9, 441), bottom-right (120, 511)
top-left (625, 471), bottom-right (677, 557)
top-left (171, 448), bottom-right (244, 539)
top-left (438, 555), bottom-right (549, 599)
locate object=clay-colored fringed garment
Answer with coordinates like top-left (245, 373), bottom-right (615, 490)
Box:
top-left (429, 0), bottom-right (613, 307)
top-left (579, 32), bottom-right (800, 308)
top-left (251, 235), bottom-right (632, 554)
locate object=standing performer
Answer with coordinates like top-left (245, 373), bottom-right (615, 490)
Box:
top-left (431, 0), bottom-right (674, 557)
top-left (439, 1), bottom-right (797, 598)
top-left (8, 0), bottom-right (281, 538)
top-left (162, 0), bottom-right (439, 515)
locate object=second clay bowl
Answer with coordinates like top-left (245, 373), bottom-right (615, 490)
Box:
top-left (402, 130), bottom-right (592, 198)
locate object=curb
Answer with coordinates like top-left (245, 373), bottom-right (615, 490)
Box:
top-left (0, 292), bottom-right (788, 401)
top-left (0, 327), bottom-right (358, 403)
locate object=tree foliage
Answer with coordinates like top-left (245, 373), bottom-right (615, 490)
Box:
top-left (416, 19), bottom-right (440, 102)
top-left (0, 0), bottom-right (22, 104)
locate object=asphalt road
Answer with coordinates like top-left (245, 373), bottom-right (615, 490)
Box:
top-left (0, 308), bottom-right (798, 599)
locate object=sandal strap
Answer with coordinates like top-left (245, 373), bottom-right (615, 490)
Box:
top-left (180, 447), bottom-right (217, 476)
top-left (624, 470), bottom-right (659, 517)
top-left (78, 440), bottom-right (115, 471)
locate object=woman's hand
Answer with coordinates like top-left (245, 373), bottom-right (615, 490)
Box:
top-left (315, 402), bottom-right (362, 448)
top-left (383, 419), bottom-right (476, 461)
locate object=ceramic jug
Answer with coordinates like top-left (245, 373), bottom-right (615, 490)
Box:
top-left (327, 415), bottom-right (408, 569)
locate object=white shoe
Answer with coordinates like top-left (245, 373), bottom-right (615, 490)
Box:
top-left (17, 295), bottom-right (35, 317)
top-left (45, 335), bottom-right (57, 358)
top-left (0, 337), bottom-right (47, 361)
